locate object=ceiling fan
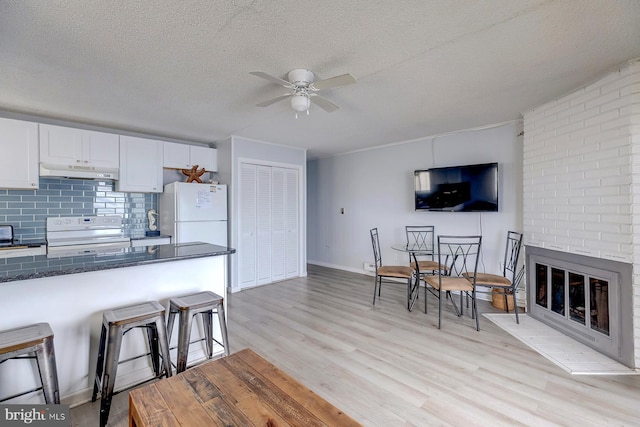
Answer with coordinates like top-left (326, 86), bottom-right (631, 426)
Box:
top-left (250, 68), bottom-right (357, 117)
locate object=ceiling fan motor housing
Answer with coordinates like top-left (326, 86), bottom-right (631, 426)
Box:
top-left (287, 69), bottom-right (314, 87)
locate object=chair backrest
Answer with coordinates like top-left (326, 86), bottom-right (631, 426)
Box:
top-left (405, 226), bottom-right (435, 262)
top-left (503, 231), bottom-right (524, 282)
top-left (436, 235), bottom-right (482, 282)
top-left (370, 228), bottom-right (383, 269)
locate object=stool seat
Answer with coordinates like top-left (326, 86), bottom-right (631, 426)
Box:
top-left (0, 323), bottom-right (60, 404)
top-left (92, 301), bottom-right (172, 427)
top-left (167, 291), bottom-right (229, 373)
top-left (170, 291), bottom-right (224, 311)
top-left (104, 301), bottom-right (169, 326)
top-left (0, 323), bottom-right (53, 355)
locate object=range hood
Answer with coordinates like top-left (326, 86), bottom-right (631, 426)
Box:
top-left (39, 163), bottom-right (119, 180)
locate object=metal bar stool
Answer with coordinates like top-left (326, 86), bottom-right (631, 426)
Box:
top-left (166, 291), bottom-right (230, 373)
top-left (0, 323), bottom-right (60, 404)
top-left (91, 301), bottom-right (172, 427)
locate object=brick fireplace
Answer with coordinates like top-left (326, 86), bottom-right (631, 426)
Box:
top-left (522, 59), bottom-right (640, 369)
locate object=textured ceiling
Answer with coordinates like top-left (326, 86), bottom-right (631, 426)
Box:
top-left (1, 0), bottom-right (639, 159)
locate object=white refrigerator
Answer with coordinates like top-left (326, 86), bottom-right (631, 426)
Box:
top-left (159, 182), bottom-right (228, 246)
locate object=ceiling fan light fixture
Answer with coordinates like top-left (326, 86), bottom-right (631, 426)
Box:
top-left (291, 94), bottom-right (310, 112)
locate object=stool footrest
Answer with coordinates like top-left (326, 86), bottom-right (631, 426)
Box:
top-left (0, 386), bottom-right (44, 403)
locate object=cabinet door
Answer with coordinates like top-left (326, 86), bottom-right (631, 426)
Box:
top-left (163, 142), bottom-right (191, 169)
top-left (163, 143), bottom-right (217, 171)
top-left (0, 118), bottom-right (39, 189)
top-left (83, 130), bottom-right (119, 168)
top-left (116, 136), bottom-right (163, 193)
top-left (39, 124), bottom-right (83, 166)
top-left (130, 237), bottom-right (171, 247)
top-left (190, 146), bottom-right (216, 171)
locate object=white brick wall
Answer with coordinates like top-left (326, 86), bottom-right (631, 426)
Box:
top-left (523, 59), bottom-right (640, 368)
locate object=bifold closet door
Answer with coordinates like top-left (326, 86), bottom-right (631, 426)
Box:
top-left (256, 165), bottom-right (273, 285)
top-left (284, 168), bottom-right (299, 279)
top-left (239, 163), bottom-right (257, 289)
top-left (271, 168), bottom-right (286, 282)
top-left (239, 163), bottom-right (299, 289)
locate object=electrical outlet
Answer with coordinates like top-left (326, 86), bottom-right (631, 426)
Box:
top-left (363, 262), bottom-right (375, 272)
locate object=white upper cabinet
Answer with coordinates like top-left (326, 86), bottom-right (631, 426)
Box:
top-left (0, 118), bottom-right (39, 189)
top-left (163, 141), bottom-right (217, 171)
top-left (116, 136), bottom-right (163, 193)
top-left (39, 124), bottom-right (119, 168)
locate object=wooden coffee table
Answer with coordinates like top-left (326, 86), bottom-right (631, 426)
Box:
top-left (129, 348), bottom-right (362, 426)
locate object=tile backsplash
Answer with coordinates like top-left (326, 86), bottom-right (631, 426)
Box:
top-left (0, 178), bottom-right (157, 241)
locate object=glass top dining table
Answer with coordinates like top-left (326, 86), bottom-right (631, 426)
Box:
top-left (390, 244), bottom-right (435, 312)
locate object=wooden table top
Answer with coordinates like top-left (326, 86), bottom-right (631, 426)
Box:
top-left (129, 348), bottom-right (362, 427)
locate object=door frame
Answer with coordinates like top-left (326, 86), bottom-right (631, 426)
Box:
top-left (234, 158), bottom-right (305, 291)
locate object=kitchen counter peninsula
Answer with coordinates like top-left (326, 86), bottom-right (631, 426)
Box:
top-left (0, 241), bottom-right (234, 407)
top-left (0, 242), bottom-right (235, 283)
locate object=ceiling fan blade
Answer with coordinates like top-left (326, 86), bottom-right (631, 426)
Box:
top-left (256, 94), bottom-right (292, 107)
top-left (250, 71), bottom-right (292, 87)
top-left (310, 94), bottom-right (339, 113)
top-left (309, 73), bottom-right (357, 91)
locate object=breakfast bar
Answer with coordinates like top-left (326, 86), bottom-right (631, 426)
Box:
top-left (0, 242), bottom-right (235, 406)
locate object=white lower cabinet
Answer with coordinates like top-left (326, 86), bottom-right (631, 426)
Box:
top-left (130, 237), bottom-right (171, 247)
top-left (0, 246), bottom-right (46, 258)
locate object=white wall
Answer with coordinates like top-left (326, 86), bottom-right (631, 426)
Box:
top-left (307, 121), bottom-right (523, 284)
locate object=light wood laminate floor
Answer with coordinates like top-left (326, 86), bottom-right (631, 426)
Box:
top-left (71, 265), bottom-right (640, 426)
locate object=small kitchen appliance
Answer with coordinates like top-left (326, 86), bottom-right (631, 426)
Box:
top-left (0, 225), bottom-right (14, 246)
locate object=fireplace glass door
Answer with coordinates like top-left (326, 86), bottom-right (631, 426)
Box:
top-left (535, 262), bottom-right (610, 337)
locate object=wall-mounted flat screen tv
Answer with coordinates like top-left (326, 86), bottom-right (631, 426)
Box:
top-left (414, 162), bottom-right (498, 212)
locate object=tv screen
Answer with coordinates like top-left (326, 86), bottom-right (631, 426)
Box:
top-left (414, 162), bottom-right (498, 212)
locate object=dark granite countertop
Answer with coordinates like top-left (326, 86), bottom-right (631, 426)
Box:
top-left (0, 242), bottom-right (235, 283)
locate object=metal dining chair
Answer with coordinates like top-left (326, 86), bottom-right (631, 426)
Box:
top-left (370, 228), bottom-right (416, 310)
top-left (424, 235), bottom-right (482, 330)
top-left (405, 226), bottom-right (449, 313)
top-left (463, 231), bottom-right (524, 323)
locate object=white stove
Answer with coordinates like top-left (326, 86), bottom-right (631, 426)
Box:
top-left (46, 216), bottom-right (131, 257)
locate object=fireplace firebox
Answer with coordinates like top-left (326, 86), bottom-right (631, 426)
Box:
top-left (526, 246), bottom-right (634, 368)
